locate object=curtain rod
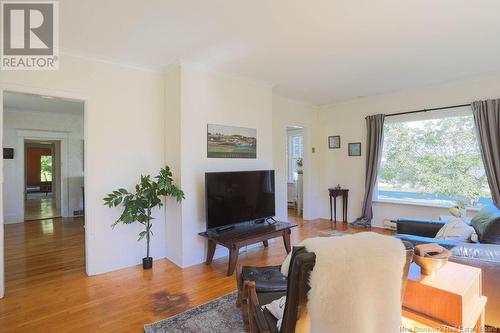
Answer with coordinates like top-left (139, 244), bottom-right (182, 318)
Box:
top-left (384, 103), bottom-right (471, 118)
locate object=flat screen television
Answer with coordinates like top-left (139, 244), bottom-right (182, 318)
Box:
top-left (205, 170), bottom-right (275, 230)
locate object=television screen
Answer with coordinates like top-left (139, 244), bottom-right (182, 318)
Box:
top-left (205, 170), bottom-right (275, 229)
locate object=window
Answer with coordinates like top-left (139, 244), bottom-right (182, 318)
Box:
top-left (377, 113), bottom-right (492, 207)
top-left (40, 155), bottom-right (53, 182)
top-left (288, 133), bottom-right (303, 182)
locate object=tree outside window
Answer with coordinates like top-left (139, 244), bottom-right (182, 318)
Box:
top-left (40, 155), bottom-right (53, 182)
top-left (378, 114), bottom-right (492, 207)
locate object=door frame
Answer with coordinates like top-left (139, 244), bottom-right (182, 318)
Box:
top-left (285, 126), bottom-right (307, 218)
top-left (19, 132), bottom-right (68, 220)
top-left (0, 84), bottom-right (89, 299)
top-left (276, 124), bottom-right (311, 222)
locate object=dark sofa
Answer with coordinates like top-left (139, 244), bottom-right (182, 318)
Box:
top-left (396, 204), bottom-right (500, 328)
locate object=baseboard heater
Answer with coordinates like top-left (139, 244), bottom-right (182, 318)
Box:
top-left (383, 219), bottom-right (397, 231)
top-left (73, 210), bottom-right (84, 216)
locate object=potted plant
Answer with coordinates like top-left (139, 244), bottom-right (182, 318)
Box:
top-left (104, 166), bottom-right (184, 269)
top-left (296, 158), bottom-right (303, 174)
top-left (450, 195), bottom-right (477, 218)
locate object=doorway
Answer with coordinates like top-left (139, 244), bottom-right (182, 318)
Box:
top-left (24, 140), bottom-right (62, 221)
top-left (1, 90), bottom-right (86, 298)
top-left (286, 126), bottom-right (304, 219)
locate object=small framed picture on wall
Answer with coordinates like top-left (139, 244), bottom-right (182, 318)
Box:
top-left (348, 142), bottom-right (361, 156)
top-left (3, 148), bottom-right (14, 159)
top-left (328, 136), bottom-right (340, 149)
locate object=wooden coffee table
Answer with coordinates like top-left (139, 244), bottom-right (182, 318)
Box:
top-left (403, 261), bottom-right (487, 332)
top-left (199, 221), bottom-right (296, 276)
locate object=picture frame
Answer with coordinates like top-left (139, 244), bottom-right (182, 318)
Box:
top-left (348, 142), bottom-right (361, 156)
top-left (207, 124), bottom-right (257, 158)
top-left (328, 136), bottom-right (340, 149)
top-left (3, 148), bottom-right (14, 159)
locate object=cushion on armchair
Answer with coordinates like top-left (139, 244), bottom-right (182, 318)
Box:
top-left (263, 296), bottom-right (286, 329)
top-left (241, 265), bottom-right (288, 292)
top-left (471, 204), bottom-right (500, 244)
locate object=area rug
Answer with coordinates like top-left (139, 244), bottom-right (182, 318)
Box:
top-left (144, 292), bottom-right (244, 333)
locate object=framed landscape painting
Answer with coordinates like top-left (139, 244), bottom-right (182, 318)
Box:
top-left (207, 124), bottom-right (257, 158)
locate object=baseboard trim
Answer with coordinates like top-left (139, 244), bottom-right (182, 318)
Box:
top-left (4, 214), bottom-right (23, 224)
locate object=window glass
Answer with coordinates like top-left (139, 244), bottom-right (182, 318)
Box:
top-left (378, 114), bottom-right (492, 207)
top-left (288, 134), bottom-right (303, 182)
top-left (40, 155), bottom-right (53, 182)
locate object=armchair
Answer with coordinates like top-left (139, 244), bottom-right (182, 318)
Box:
top-left (245, 242), bottom-right (414, 333)
top-left (236, 264), bottom-right (288, 330)
top-left (246, 246), bottom-right (315, 333)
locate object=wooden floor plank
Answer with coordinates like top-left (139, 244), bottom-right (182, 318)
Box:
top-left (0, 212), bottom-right (392, 332)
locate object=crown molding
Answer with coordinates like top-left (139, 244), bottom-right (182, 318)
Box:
top-left (59, 48), bottom-right (164, 73)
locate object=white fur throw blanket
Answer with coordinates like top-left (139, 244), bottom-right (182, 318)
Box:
top-left (281, 232), bottom-right (406, 333)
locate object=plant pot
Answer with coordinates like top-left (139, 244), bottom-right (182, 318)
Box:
top-left (142, 257), bottom-right (153, 269)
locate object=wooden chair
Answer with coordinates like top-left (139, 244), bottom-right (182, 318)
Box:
top-left (236, 264), bottom-right (288, 330)
top-left (246, 246), bottom-right (314, 333)
top-left (245, 242), bottom-right (414, 333)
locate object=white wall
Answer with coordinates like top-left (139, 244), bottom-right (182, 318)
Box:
top-left (164, 65), bottom-right (274, 267)
top-left (0, 53), bottom-right (166, 276)
top-left (182, 66), bottom-right (275, 267)
top-left (273, 95), bottom-right (318, 221)
top-left (164, 65), bottom-right (184, 267)
top-left (0, 89), bottom-right (4, 298)
top-left (2, 109), bottom-right (84, 223)
top-left (315, 73), bottom-right (500, 227)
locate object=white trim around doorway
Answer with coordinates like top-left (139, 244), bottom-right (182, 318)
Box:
top-left (15, 130), bottom-right (70, 222)
top-left (0, 84), bottom-right (90, 299)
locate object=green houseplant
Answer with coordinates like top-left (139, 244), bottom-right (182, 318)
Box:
top-left (104, 166), bottom-right (184, 269)
top-left (296, 158), bottom-right (303, 174)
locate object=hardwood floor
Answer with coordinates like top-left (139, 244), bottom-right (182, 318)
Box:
top-left (24, 193), bottom-right (61, 221)
top-left (0, 214), bottom-right (392, 332)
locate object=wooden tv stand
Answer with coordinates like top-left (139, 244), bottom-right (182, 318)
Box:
top-left (198, 220), bottom-right (297, 276)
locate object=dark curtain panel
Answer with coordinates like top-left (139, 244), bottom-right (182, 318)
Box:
top-left (472, 99), bottom-right (500, 208)
top-left (352, 114), bottom-right (385, 228)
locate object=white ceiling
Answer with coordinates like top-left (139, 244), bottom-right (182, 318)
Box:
top-left (3, 92), bottom-right (84, 115)
top-left (60, 0), bottom-right (500, 104)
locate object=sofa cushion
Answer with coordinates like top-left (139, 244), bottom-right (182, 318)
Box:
top-left (451, 243), bottom-right (500, 263)
top-left (435, 218), bottom-right (476, 242)
top-left (396, 218), bottom-right (444, 238)
top-left (471, 204), bottom-right (500, 244)
top-left (395, 234), bottom-right (461, 249)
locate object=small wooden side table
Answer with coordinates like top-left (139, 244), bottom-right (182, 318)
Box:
top-left (403, 261), bottom-right (487, 332)
top-left (328, 188), bottom-right (348, 225)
